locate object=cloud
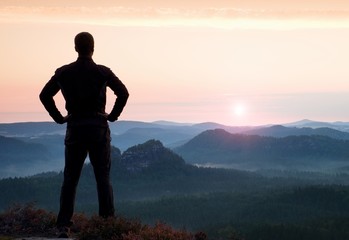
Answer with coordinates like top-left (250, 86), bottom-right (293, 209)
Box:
top-left (1, 6), bottom-right (349, 29)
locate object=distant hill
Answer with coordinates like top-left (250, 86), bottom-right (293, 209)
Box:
top-left (1, 139), bottom-right (348, 210)
top-left (243, 125), bottom-right (349, 140)
top-left (0, 135), bottom-right (50, 163)
top-left (3, 120), bottom-right (349, 177)
top-left (111, 127), bottom-right (200, 150)
top-left (0, 121), bottom-right (212, 177)
top-left (0, 140), bottom-right (265, 209)
top-left (0, 135), bottom-right (53, 178)
top-left (0, 121), bottom-right (255, 152)
top-left (119, 139), bottom-right (186, 173)
top-left (2, 120), bottom-right (349, 138)
top-left (0, 122), bottom-right (65, 137)
top-left (174, 129), bottom-right (349, 171)
top-left (284, 119), bottom-right (349, 132)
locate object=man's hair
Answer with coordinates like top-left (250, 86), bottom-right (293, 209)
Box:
top-left (74, 32), bottom-right (94, 55)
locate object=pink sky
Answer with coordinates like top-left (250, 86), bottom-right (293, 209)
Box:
top-left (1, 0), bottom-right (349, 125)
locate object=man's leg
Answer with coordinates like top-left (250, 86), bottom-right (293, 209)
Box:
top-left (89, 128), bottom-right (115, 218)
top-left (57, 143), bottom-right (87, 227)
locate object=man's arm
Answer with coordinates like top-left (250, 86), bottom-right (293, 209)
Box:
top-left (106, 72), bottom-right (129, 122)
top-left (39, 76), bottom-right (66, 124)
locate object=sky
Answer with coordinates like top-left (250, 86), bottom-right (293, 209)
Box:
top-left (1, 0), bottom-right (349, 126)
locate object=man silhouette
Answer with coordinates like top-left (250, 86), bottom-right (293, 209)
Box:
top-left (39, 32), bottom-right (129, 238)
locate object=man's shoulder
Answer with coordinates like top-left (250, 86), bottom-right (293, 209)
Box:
top-left (96, 63), bottom-right (111, 71)
top-left (96, 64), bottom-right (114, 76)
top-left (55, 62), bottom-right (77, 73)
top-left (54, 60), bottom-right (115, 77)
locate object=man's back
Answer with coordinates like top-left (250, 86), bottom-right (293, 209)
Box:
top-left (55, 57), bottom-right (111, 116)
top-left (40, 56), bottom-right (128, 125)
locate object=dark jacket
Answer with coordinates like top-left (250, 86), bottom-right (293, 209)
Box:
top-left (39, 57), bottom-right (129, 126)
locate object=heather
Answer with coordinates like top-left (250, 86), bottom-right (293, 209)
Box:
top-left (0, 204), bottom-right (204, 240)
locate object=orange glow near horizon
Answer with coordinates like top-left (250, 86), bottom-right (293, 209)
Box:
top-left (1, 1), bottom-right (349, 126)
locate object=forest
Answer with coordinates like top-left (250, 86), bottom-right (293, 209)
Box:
top-left (1, 140), bottom-right (349, 239)
top-left (0, 140), bottom-right (349, 240)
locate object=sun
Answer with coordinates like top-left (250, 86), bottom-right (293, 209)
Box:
top-left (232, 103), bottom-right (247, 117)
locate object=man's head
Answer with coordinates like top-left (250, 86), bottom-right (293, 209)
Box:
top-left (74, 32), bottom-right (94, 56)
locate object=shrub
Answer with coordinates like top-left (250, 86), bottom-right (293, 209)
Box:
top-left (78, 218), bottom-right (194, 240)
top-left (0, 204), bottom-right (197, 240)
top-left (0, 203), bottom-right (56, 237)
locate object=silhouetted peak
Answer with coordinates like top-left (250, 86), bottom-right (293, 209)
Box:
top-left (123, 139), bottom-right (164, 154)
top-left (187, 129), bottom-right (234, 145)
top-left (121, 140), bottom-right (185, 173)
top-left (198, 128), bottom-right (231, 137)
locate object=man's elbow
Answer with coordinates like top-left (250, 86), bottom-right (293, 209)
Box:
top-left (122, 90), bottom-right (130, 102)
top-left (39, 91), bottom-right (47, 104)
top-left (39, 90), bottom-right (52, 106)
top-left (125, 91), bottom-right (130, 100)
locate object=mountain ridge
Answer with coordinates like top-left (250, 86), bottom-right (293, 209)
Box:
top-left (242, 125), bottom-right (349, 139)
top-left (2, 119), bottom-right (349, 177)
top-left (174, 128), bottom-right (349, 171)
top-left (3, 119), bottom-right (349, 137)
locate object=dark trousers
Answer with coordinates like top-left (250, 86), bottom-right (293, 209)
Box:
top-left (57, 126), bottom-right (115, 227)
